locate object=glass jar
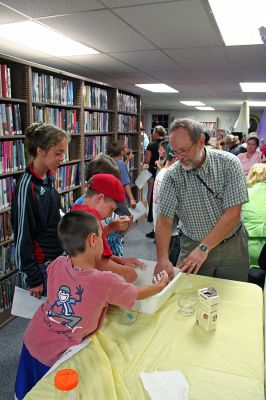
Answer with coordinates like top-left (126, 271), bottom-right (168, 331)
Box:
top-left (54, 368), bottom-right (79, 399)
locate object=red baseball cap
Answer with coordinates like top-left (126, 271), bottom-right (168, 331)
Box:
top-left (87, 174), bottom-right (131, 216)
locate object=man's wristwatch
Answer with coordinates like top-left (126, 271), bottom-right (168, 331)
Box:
top-left (198, 243), bottom-right (209, 253)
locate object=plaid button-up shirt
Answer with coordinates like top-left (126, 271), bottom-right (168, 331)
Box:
top-left (158, 149), bottom-right (248, 241)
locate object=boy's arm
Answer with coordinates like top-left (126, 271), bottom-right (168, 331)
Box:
top-left (136, 271), bottom-right (169, 299)
top-left (97, 257), bottom-right (137, 282)
top-left (124, 184), bottom-right (136, 208)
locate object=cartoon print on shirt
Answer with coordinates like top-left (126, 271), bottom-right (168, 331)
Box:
top-left (47, 285), bottom-right (83, 332)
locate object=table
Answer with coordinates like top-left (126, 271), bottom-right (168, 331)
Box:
top-left (25, 274), bottom-right (264, 400)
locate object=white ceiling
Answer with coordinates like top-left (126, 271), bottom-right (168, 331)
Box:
top-left (0, 0), bottom-right (266, 111)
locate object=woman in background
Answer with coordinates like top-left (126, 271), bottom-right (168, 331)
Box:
top-left (237, 136), bottom-right (261, 176)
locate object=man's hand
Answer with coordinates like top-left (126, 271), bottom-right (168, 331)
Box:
top-left (129, 198), bottom-right (136, 209)
top-left (177, 246), bottom-right (208, 274)
top-left (29, 284), bottom-right (44, 299)
top-left (154, 259), bottom-right (174, 281)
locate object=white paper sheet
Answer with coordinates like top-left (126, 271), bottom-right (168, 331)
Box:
top-left (140, 371), bottom-right (189, 400)
top-left (11, 286), bottom-right (46, 319)
top-left (128, 201), bottom-right (147, 222)
top-left (135, 170), bottom-right (152, 189)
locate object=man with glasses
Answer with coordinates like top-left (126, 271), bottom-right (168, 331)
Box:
top-left (154, 118), bottom-right (249, 282)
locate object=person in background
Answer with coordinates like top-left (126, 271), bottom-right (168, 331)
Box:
top-left (237, 136), bottom-right (261, 176)
top-left (144, 125), bottom-right (166, 239)
top-left (155, 118), bottom-right (249, 282)
top-left (153, 144), bottom-right (180, 265)
top-left (140, 121), bottom-right (149, 153)
top-left (11, 123), bottom-right (69, 298)
top-left (242, 163), bottom-right (266, 267)
top-left (15, 210), bottom-right (169, 400)
top-left (107, 140), bottom-right (136, 209)
top-left (224, 134), bottom-right (247, 156)
top-left (155, 140), bottom-right (169, 171)
top-left (74, 154), bottom-right (132, 256)
top-left (72, 174), bottom-right (143, 282)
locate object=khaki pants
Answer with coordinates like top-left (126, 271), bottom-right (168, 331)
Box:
top-left (178, 225), bottom-right (250, 282)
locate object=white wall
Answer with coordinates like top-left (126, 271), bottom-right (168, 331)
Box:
top-left (143, 109), bottom-right (262, 136)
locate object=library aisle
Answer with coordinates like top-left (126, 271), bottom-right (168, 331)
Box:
top-left (0, 220), bottom-right (156, 400)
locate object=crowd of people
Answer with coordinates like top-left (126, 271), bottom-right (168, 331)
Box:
top-left (11, 118), bottom-right (266, 398)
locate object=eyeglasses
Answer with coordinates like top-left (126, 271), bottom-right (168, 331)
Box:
top-left (171, 143), bottom-right (196, 158)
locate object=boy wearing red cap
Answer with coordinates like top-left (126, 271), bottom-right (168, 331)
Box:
top-left (72, 174), bottom-right (143, 282)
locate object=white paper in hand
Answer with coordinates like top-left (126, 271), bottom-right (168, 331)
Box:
top-left (11, 286), bottom-right (46, 319)
top-left (128, 201), bottom-right (147, 222)
top-left (140, 370), bottom-right (189, 400)
top-left (135, 170), bottom-right (152, 189)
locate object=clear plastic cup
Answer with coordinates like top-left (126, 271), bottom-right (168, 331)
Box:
top-left (178, 294), bottom-right (197, 316)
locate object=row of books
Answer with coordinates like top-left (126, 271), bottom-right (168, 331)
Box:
top-left (84, 136), bottom-right (109, 159)
top-left (0, 211), bottom-right (13, 243)
top-left (118, 114), bottom-right (138, 133)
top-left (84, 111), bottom-right (109, 133)
top-left (119, 135), bottom-right (137, 152)
top-left (0, 140), bottom-right (26, 173)
top-left (32, 71), bottom-right (74, 105)
top-left (0, 243), bottom-right (15, 276)
top-left (61, 190), bottom-right (74, 213)
top-left (32, 106), bottom-right (78, 134)
top-left (83, 85), bottom-right (108, 110)
top-left (0, 103), bottom-right (22, 136)
top-left (0, 271), bottom-right (27, 314)
top-left (0, 176), bottom-right (16, 210)
top-left (0, 64), bottom-right (11, 98)
top-left (55, 163), bottom-right (80, 191)
top-left (118, 93), bottom-right (137, 113)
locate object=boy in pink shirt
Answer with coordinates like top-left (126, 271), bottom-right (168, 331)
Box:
top-left (15, 211), bottom-right (168, 400)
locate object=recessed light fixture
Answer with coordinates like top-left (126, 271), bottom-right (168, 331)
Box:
top-left (209, 0), bottom-right (265, 46)
top-left (195, 107), bottom-right (215, 111)
top-left (248, 101), bottom-right (266, 107)
top-left (180, 101), bottom-right (205, 106)
top-left (240, 82), bottom-right (266, 92)
top-left (135, 84), bottom-right (179, 93)
top-left (0, 21), bottom-right (99, 56)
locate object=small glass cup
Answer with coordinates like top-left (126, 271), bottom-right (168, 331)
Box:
top-left (178, 294), bottom-right (197, 316)
top-left (119, 301), bottom-right (140, 325)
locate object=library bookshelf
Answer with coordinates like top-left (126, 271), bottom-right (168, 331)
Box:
top-left (0, 53), bottom-right (141, 326)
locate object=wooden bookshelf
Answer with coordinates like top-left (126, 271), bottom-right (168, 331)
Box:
top-left (0, 53), bottom-right (141, 326)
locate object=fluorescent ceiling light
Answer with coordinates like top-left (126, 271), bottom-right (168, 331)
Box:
top-left (195, 107), bottom-right (215, 111)
top-left (0, 21), bottom-right (99, 56)
top-left (240, 82), bottom-right (266, 92)
top-left (248, 101), bottom-right (266, 107)
top-left (135, 84), bottom-right (178, 93)
top-left (209, 0), bottom-right (265, 45)
top-left (180, 101), bottom-right (205, 106)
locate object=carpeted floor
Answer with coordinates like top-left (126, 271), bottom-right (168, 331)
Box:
top-left (0, 220), bottom-right (156, 400)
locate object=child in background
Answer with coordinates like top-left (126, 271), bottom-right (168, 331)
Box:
top-left (72, 174), bottom-right (143, 282)
top-left (15, 211), bottom-right (168, 400)
top-left (155, 140), bottom-right (169, 171)
top-left (11, 123), bottom-right (70, 298)
top-left (74, 153), bottom-right (132, 256)
top-left (107, 140), bottom-right (136, 209)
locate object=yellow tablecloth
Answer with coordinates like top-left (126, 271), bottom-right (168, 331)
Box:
top-left (25, 274), bottom-right (264, 400)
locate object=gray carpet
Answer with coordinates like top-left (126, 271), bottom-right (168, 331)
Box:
top-left (0, 220), bottom-right (155, 400)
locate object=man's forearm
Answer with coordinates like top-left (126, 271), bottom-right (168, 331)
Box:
top-left (202, 205), bottom-right (242, 251)
top-left (155, 214), bottom-right (173, 260)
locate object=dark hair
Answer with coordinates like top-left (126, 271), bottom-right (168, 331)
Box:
top-left (159, 140), bottom-right (169, 150)
top-left (25, 123), bottom-right (70, 158)
top-left (170, 118), bottom-right (204, 143)
top-left (153, 125), bottom-right (166, 137)
top-left (58, 210), bottom-right (100, 256)
top-left (247, 136), bottom-right (259, 147)
top-left (85, 153), bottom-right (120, 181)
top-left (204, 131), bottom-right (210, 145)
top-left (107, 140), bottom-right (125, 157)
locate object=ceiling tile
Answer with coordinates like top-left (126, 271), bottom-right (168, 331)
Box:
top-left (62, 54), bottom-right (136, 73)
top-left (115, 1), bottom-right (221, 48)
top-left (1, 0), bottom-right (104, 18)
top-left (28, 57), bottom-right (97, 77)
top-left (165, 47), bottom-right (229, 69)
top-left (41, 10), bottom-right (155, 53)
top-left (110, 50), bottom-right (181, 71)
top-left (187, 68), bottom-right (237, 82)
top-left (101, 0), bottom-right (179, 7)
top-left (226, 45), bottom-right (266, 69)
top-left (147, 70), bottom-right (193, 84)
top-left (0, 4), bottom-right (27, 24)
